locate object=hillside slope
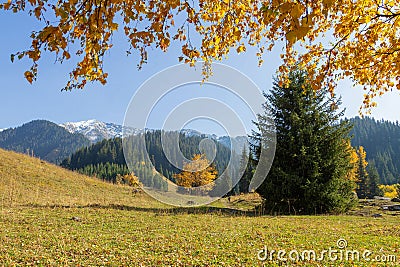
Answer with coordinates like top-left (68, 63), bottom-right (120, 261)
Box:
top-left (349, 117), bottom-right (400, 184)
top-left (0, 148), bottom-right (158, 208)
top-left (0, 120), bottom-right (90, 164)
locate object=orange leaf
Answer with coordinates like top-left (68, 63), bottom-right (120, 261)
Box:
top-left (24, 71), bottom-right (34, 84)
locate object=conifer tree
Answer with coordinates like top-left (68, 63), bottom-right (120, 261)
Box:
top-left (236, 144), bottom-right (255, 194)
top-left (210, 171), bottom-right (233, 197)
top-left (252, 69), bottom-right (357, 214)
top-left (366, 163), bottom-right (382, 198)
top-left (356, 146), bottom-right (370, 199)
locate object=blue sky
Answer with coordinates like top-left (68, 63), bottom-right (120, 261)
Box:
top-left (1, 10), bottom-right (400, 134)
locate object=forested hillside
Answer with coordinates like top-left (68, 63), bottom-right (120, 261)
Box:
top-left (61, 130), bottom-right (232, 186)
top-left (0, 120), bottom-right (90, 163)
top-left (350, 117), bottom-right (400, 184)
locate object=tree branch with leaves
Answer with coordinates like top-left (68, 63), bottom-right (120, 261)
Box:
top-left (1, 0), bottom-right (399, 111)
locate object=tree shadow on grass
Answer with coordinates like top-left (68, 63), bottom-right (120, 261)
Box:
top-left (20, 203), bottom-right (264, 217)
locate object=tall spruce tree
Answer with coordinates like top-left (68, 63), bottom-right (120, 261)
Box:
top-left (355, 146), bottom-right (370, 199)
top-left (252, 69), bottom-right (357, 214)
top-left (237, 144), bottom-right (255, 194)
top-left (366, 163), bottom-right (382, 198)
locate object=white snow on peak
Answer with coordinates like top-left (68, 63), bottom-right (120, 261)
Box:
top-left (59, 120), bottom-right (248, 150)
top-left (60, 119), bottom-right (141, 143)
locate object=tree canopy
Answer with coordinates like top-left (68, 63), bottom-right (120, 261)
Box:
top-left (174, 153), bottom-right (218, 189)
top-left (1, 0), bottom-right (399, 109)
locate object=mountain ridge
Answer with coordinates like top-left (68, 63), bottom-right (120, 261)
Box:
top-left (60, 119), bottom-right (141, 143)
top-left (0, 120), bottom-right (90, 163)
top-left (60, 119), bottom-right (249, 152)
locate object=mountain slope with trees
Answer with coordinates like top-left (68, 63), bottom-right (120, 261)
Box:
top-left (61, 131), bottom-right (232, 187)
top-left (0, 120), bottom-right (90, 163)
top-left (349, 117), bottom-right (400, 185)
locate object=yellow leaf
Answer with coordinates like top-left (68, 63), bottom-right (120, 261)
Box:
top-left (34, 7), bottom-right (41, 18)
top-left (322, 0), bottom-right (334, 8)
top-left (296, 26), bottom-right (311, 39)
top-left (63, 51), bottom-right (70, 60)
top-left (24, 71), bottom-right (34, 84)
top-left (233, 27), bottom-right (241, 38)
top-left (285, 31), bottom-right (297, 43)
top-left (301, 17), bottom-right (312, 27)
top-left (236, 44), bottom-right (246, 53)
top-left (279, 3), bottom-right (292, 13)
top-left (110, 23), bottom-right (119, 31)
top-left (290, 3), bottom-right (303, 19)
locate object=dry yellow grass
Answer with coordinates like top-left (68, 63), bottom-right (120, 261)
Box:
top-left (0, 148), bottom-right (162, 208)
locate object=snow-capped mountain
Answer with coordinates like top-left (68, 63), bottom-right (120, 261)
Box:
top-left (60, 119), bottom-right (248, 150)
top-left (0, 128), bottom-right (5, 132)
top-left (180, 129), bottom-right (218, 140)
top-left (60, 119), bottom-right (141, 143)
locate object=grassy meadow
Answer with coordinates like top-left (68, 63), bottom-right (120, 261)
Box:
top-left (0, 148), bottom-right (399, 266)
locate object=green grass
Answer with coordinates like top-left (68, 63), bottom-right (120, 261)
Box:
top-left (0, 149), bottom-right (399, 266)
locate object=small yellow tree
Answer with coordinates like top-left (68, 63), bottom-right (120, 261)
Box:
top-left (116, 172), bottom-right (141, 188)
top-left (345, 141), bottom-right (359, 183)
top-left (174, 154), bottom-right (218, 190)
top-left (379, 184), bottom-right (399, 199)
